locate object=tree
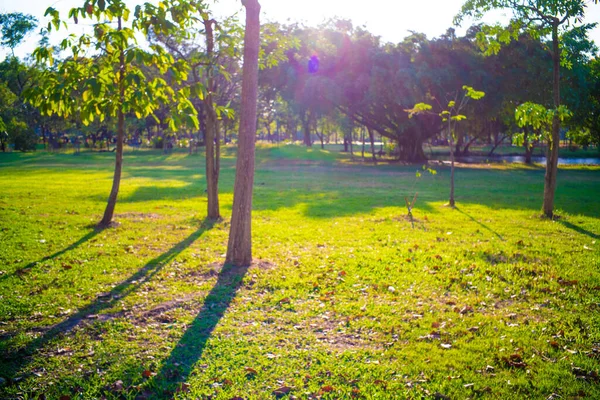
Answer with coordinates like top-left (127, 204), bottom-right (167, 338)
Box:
top-left (455, 0), bottom-right (599, 217)
top-left (26, 0), bottom-right (199, 228)
top-left (514, 102), bottom-right (572, 155)
top-left (0, 13), bottom-right (38, 57)
top-left (407, 85), bottom-right (485, 207)
top-left (152, 9), bottom-right (242, 220)
top-left (225, 0), bottom-right (260, 267)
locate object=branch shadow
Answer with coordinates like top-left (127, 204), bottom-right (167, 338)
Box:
top-left (151, 263), bottom-right (249, 395)
top-left (454, 206), bottom-right (505, 241)
top-left (2, 220), bottom-right (215, 381)
top-left (559, 220), bottom-right (600, 240)
top-left (1, 230), bottom-right (100, 282)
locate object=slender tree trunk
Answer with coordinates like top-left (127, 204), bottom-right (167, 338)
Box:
top-left (226, 0), bottom-right (260, 267)
top-left (204, 18), bottom-right (221, 220)
top-left (367, 127), bottom-right (376, 164)
top-left (543, 21), bottom-right (560, 218)
top-left (448, 119), bottom-right (455, 208)
top-left (99, 17), bottom-right (125, 228)
top-left (523, 126), bottom-right (532, 165)
top-left (302, 112), bottom-right (312, 147)
top-left (361, 128), bottom-right (365, 160)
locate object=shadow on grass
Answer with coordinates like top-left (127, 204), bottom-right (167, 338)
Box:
top-left (559, 220), bottom-right (599, 240)
top-left (455, 206), bottom-right (505, 241)
top-left (1, 220), bottom-right (215, 381)
top-left (1, 230), bottom-right (100, 282)
top-left (152, 263), bottom-right (249, 395)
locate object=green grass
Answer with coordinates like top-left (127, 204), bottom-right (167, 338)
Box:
top-left (1, 144), bottom-right (599, 399)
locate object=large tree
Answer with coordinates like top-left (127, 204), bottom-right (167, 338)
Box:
top-left (455, 0), bottom-right (598, 217)
top-left (225, 0), bottom-right (260, 267)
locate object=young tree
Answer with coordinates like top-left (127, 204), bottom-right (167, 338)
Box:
top-left (455, 0), bottom-right (599, 217)
top-left (225, 0), bottom-right (260, 267)
top-left (407, 86), bottom-right (485, 207)
top-left (26, 0), bottom-right (199, 228)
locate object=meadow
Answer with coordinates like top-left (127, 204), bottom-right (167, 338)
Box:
top-left (0, 145), bottom-right (599, 399)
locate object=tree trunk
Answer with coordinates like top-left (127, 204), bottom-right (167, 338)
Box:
top-left (204, 18), bottom-right (220, 220)
top-left (543, 21), bottom-right (560, 218)
top-left (523, 126), bottom-right (532, 165)
top-left (226, 0), bottom-right (260, 267)
top-left (302, 112), bottom-right (312, 147)
top-left (361, 128), bottom-right (365, 160)
top-left (368, 127), bottom-right (376, 164)
top-left (448, 119), bottom-right (455, 208)
top-left (99, 16), bottom-right (125, 228)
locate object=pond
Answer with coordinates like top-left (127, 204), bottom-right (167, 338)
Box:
top-left (445, 155), bottom-right (600, 165)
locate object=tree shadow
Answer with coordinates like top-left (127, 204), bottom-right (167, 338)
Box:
top-left (2, 220), bottom-right (215, 381)
top-left (558, 220), bottom-right (599, 240)
top-left (1, 230), bottom-right (100, 282)
top-left (454, 206), bottom-right (505, 241)
top-left (151, 263), bottom-right (249, 394)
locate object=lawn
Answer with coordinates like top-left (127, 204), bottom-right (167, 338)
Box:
top-left (0, 145), bottom-right (599, 399)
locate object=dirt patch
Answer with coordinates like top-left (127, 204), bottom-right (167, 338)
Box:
top-left (115, 213), bottom-right (162, 222)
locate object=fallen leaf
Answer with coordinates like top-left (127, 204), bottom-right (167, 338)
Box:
top-left (176, 383), bottom-right (190, 393)
top-left (272, 386), bottom-right (292, 397)
top-left (142, 370), bottom-right (155, 378)
top-left (111, 380), bottom-right (124, 392)
top-left (320, 385), bottom-right (334, 393)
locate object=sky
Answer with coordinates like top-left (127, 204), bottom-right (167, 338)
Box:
top-left (1, 0), bottom-right (600, 59)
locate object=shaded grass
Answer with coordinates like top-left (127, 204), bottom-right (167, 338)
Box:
top-left (0, 145), bottom-right (599, 399)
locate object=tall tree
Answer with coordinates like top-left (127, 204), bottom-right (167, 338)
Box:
top-left (27, 0), bottom-right (200, 228)
top-left (225, 0), bottom-right (260, 267)
top-left (0, 13), bottom-right (37, 57)
top-left (455, 0), bottom-right (599, 217)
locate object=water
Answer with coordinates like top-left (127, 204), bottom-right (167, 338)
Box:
top-left (449, 155), bottom-right (600, 165)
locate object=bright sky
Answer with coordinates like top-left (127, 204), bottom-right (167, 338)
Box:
top-left (1, 0), bottom-right (600, 59)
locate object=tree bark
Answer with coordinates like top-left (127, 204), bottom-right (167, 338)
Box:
top-left (204, 18), bottom-right (221, 220)
top-left (225, 0), bottom-right (260, 267)
top-left (543, 21), bottom-right (560, 218)
top-left (99, 16), bottom-right (125, 228)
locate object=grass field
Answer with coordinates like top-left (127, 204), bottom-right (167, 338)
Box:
top-left (0, 145), bottom-right (599, 399)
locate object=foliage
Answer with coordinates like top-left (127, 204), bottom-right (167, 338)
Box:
top-left (454, 0), bottom-right (596, 56)
top-left (26, 0), bottom-right (200, 131)
top-left (513, 102), bottom-right (572, 146)
top-left (0, 13), bottom-right (38, 54)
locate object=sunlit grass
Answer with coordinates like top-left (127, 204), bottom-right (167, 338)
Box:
top-left (0, 145), bottom-right (599, 399)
